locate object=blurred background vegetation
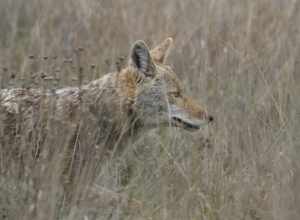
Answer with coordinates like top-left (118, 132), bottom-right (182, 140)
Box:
top-left (0, 0), bottom-right (299, 219)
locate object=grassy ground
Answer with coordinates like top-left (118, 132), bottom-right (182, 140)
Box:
top-left (0, 0), bottom-right (299, 219)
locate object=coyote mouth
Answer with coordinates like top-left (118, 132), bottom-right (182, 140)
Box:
top-left (171, 117), bottom-right (201, 131)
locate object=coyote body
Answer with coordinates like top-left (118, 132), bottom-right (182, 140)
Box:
top-left (0, 72), bottom-right (139, 153)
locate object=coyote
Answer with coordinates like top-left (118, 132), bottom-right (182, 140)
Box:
top-left (0, 37), bottom-right (212, 148)
top-left (0, 37), bottom-right (213, 204)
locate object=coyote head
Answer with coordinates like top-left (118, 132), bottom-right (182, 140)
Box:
top-left (126, 38), bottom-right (213, 131)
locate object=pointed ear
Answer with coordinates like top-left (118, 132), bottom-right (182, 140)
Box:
top-left (150, 37), bottom-right (173, 64)
top-left (130, 40), bottom-right (155, 77)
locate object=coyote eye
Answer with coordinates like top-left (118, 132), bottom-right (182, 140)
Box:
top-left (170, 91), bottom-right (181, 98)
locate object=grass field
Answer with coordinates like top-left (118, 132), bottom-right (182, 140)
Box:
top-left (0, 0), bottom-right (299, 219)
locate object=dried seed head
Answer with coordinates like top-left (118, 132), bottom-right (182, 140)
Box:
top-left (63, 58), bottom-right (73, 63)
top-left (105, 59), bottom-right (110, 66)
top-left (40, 72), bottom-right (47, 79)
top-left (116, 56), bottom-right (126, 71)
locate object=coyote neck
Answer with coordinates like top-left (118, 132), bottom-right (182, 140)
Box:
top-left (77, 72), bottom-right (141, 152)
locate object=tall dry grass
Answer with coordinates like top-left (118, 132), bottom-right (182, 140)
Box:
top-left (0, 0), bottom-right (299, 219)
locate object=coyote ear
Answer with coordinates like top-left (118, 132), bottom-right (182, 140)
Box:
top-left (150, 37), bottom-right (173, 64)
top-left (130, 40), bottom-right (155, 77)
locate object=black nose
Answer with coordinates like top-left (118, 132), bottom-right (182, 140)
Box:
top-left (208, 115), bottom-right (214, 123)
